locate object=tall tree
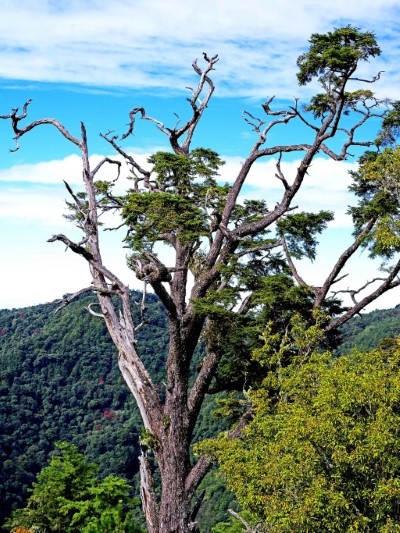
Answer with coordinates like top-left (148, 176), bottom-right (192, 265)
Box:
top-left (2, 26), bottom-right (400, 532)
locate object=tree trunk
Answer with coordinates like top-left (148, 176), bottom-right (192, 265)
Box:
top-left (157, 385), bottom-right (193, 532)
top-left (158, 455), bottom-right (192, 532)
top-left (141, 431), bottom-right (196, 532)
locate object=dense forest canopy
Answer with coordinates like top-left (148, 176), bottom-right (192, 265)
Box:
top-left (2, 298), bottom-right (400, 531)
top-left (200, 331), bottom-right (400, 531)
top-left (0, 294), bottom-right (232, 532)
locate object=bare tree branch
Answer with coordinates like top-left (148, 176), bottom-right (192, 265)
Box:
top-left (333, 277), bottom-right (387, 304)
top-left (99, 131), bottom-right (153, 188)
top-left (0, 99), bottom-right (81, 150)
top-left (112, 54), bottom-right (218, 156)
top-left (54, 286), bottom-right (95, 312)
top-left (236, 240), bottom-right (282, 258)
top-left (281, 235), bottom-right (307, 287)
top-left (326, 260), bottom-right (400, 331)
top-left (275, 151), bottom-right (290, 190)
top-left (349, 71), bottom-right (384, 83)
top-left (90, 156), bottom-right (122, 180)
top-left (314, 219), bottom-right (376, 307)
top-left (228, 510), bottom-right (257, 532)
top-left (87, 302), bottom-right (105, 318)
top-left (47, 234), bottom-right (94, 261)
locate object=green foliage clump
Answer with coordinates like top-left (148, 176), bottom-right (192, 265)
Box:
top-left (200, 325), bottom-right (400, 531)
top-left (277, 211), bottom-right (334, 261)
top-left (122, 148), bottom-right (228, 252)
top-left (296, 26), bottom-right (381, 122)
top-left (376, 100), bottom-right (400, 147)
top-left (6, 441), bottom-right (143, 533)
top-left (349, 146), bottom-right (400, 259)
top-left (297, 26), bottom-right (380, 87)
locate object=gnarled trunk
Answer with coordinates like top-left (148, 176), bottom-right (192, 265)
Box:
top-left (159, 452), bottom-right (192, 532)
top-left (139, 405), bottom-right (199, 532)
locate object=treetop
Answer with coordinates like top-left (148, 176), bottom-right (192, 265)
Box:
top-left (297, 25), bottom-right (380, 87)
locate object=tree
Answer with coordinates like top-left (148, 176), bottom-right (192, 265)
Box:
top-left (2, 26), bottom-right (400, 532)
top-left (6, 441), bottom-right (142, 533)
top-left (200, 323), bottom-right (400, 532)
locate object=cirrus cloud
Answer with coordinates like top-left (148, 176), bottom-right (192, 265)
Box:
top-left (0, 0), bottom-right (398, 99)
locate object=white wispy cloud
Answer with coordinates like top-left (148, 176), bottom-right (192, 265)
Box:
top-left (1, 151), bottom-right (398, 310)
top-left (2, 1), bottom-right (399, 311)
top-left (0, 152), bottom-right (357, 226)
top-left (0, 0), bottom-right (398, 98)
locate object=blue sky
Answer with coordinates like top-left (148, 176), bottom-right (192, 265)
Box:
top-left (1, 0), bottom-right (400, 310)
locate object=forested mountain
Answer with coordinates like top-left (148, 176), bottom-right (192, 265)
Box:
top-left (1, 294), bottom-right (400, 531)
top-left (0, 292), bottom-right (157, 529)
top-left (0, 292), bottom-right (232, 531)
top-left (338, 304), bottom-right (400, 355)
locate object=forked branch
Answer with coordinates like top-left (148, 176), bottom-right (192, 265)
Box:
top-left (326, 260), bottom-right (400, 331)
top-left (112, 54), bottom-right (218, 155)
top-left (314, 219), bottom-right (376, 307)
top-left (0, 99), bottom-right (81, 151)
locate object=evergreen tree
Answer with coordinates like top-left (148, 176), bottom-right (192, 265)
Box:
top-left (6, 442), bottom-right (143, 533)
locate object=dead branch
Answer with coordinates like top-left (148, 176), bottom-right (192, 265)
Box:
top-left (281, 235), bottom-right (307, 287)
top-left (47, 234), bottom-right (94, 261)
top-left (331, 273), bottom-right (349, 285)
top-left (242, 110), bottom-right (266, 133)
top-left (244, 100), bottom-right (297, 144)
top-left (228, 509), bottom-right (263, 532)
top-left (189, 489), bottom-right (206, 525)
top-left (236, 240), bottom-right (282, 258)
top-left (326, 260), bottom-right (400, 331)
top-left (134, 281), bottom-right (148, 331)
top-left (0, 99), bottom-right (81, 151)
top-left (103, 222), bottom-right (126, 232)
top-left (139, 451), bottom-right (160, 533)
top-left (54, 286), bottom-right (95, 312)
top-left (349, 71), bottom-right (384, 83)
top-left (291, 101), bottom-right (320, 132)
top-left (275, 152), bottom-right (290, 190)
top-left (99, 131), bottom-right (152, 188)
top-left (90, 157), bottom-right (122, 180)
top-left (314, 219), bottom-right (375, 307)
top-left (238, 294), bottom-right (253, 315)
top-left (87, 302), bottom-right (105, 318)
top-left (114, 54), bottom-right (218, 155)
top-left (333, 277), bottom-right (387, 304)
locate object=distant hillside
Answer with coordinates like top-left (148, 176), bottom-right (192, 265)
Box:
top-left (0, 292), bottom-right (170, 529)
top-left (2, 294), bottom-right (400, 530)
top-left (0, 293), bottom-right (231, 531)
top-left (338, 304), bottom-right (400, 355)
